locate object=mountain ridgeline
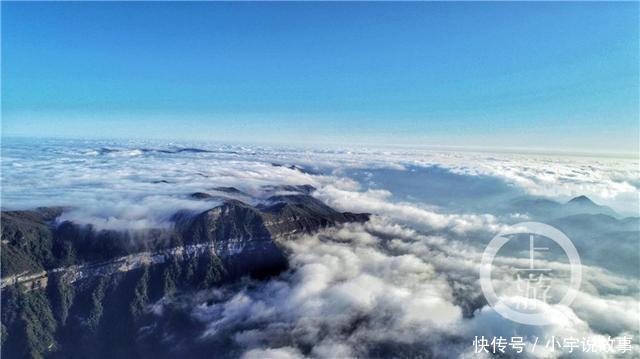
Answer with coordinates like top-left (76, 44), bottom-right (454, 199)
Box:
top-left (0, 185), bottom-right (369, 359)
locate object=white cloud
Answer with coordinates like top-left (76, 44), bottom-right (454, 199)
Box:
top-left (242, 347), bottom-right (304, 359)
top-left (158, 219), bottom-right (639, 358)
top-left (2, 139), bottom-right (638, 357)
top-left (314, 185), bottom-right (502, 234)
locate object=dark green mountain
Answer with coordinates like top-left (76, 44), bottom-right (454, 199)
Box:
top-left (0, 188), bottom-right (368, 359)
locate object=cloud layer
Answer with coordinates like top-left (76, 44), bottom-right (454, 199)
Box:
top-left (2, 138), bottom-right (638, 357)
top-left (148, 218), bottom-right (638, 358)
top-left (3, 138), bottom-right (638, 217)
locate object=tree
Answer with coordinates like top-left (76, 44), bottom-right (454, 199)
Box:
top-left (46, 273), bottom-right (74, 325)
top-left (129, 266), bottom-right (149, 320)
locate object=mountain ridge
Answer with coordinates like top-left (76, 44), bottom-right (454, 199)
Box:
top-left (509, 194), bottom-right (620, 219)
top-left (0, 186), bottom-right (370, 359)
top-left (1, 187), bottom-right (369, 281)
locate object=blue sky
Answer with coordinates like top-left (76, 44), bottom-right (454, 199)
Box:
top-left (2, 2), bottom-right (638, 153)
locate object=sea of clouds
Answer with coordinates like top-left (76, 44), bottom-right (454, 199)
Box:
top-left (2, 138), bottom-right (638, 216)
top-left (2, 137), bottom-right (639, 358)
top-left (144, 217), bottom-right (639, 358)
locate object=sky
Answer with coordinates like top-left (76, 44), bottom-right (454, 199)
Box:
top-left (1, 2), bottom-right (638, 154)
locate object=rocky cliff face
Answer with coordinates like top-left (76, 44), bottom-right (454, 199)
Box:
top-left (0, 185), bottom-right (369, 359)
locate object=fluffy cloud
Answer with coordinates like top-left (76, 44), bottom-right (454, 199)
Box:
top-left (149, 218), bottom-right (638, 358)
top-left (3, 139), bottom-right (638, 217)
top-left (3, 138), bottom-right (638, 357)
top-left (185, 222), bottom-right (463, 358)
top-left (313, 185), bottom-right (502, 234)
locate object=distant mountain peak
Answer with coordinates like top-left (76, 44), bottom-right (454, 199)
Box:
top-left (567, 195), bottom-right (596, 206)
